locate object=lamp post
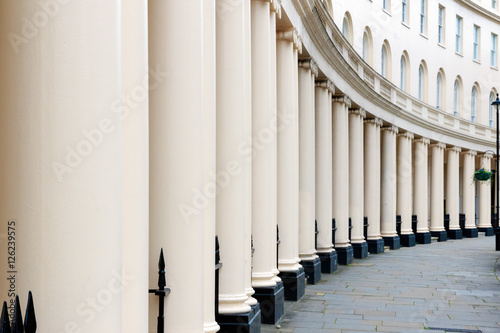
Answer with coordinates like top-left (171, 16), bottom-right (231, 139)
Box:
top-left (492, 94), bottom-right (500, 250)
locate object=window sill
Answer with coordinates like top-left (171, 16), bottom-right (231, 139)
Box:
top-left (401, 21), bottom-right (410, 29)
top-left (473, 59), bottom-right (481, 65)
top-left (455, 51), bottom-right (463, 57)
top-left (420, 33), bottom-right (428, 40)
top-left (491, 65), bottom-right (498, 71)
top-left (437, 43), bottom-right (446, 49)
top-left (382, 9), bottom-right (391, 16)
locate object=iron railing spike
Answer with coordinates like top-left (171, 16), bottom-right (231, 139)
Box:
top-left (0, 302), bottom-right (11, 333)
top-left (11, 296), bottom-right (23, 333)
top-left (158, 248), bottom-right (166, 290)
top-left (24, 292), bottom-right (36, 333)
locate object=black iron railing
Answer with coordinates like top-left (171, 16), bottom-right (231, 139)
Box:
top-left (331, 219), bottom-right (337, 248)
top-left (314, 220), bottom-right (318, 249)
top-left (411, 215), bottom-right (418, 234)
top-left (396, 215), bottom-right (402, 236)
top-left (363, 217), bottom-right (369, 240)
top-left (215, 236), bottom-right (222, 319)
top-left (444, 214), bottom-right (450, 231)
top-left (348, 218), bottom-right (352, 241)
top-left (0, 291), bottom-right (36, 333)
top-left (149, 249), bottom-right (171, 333)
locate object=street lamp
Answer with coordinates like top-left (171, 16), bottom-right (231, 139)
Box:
top-left (491, 93), bottom-right (500, 251)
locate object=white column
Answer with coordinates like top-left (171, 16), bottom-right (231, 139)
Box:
top-left (122, 1), bottom-right (149, 331)
top-left (413, 138), bottom-right (431, 233)
top-left (397, 132), bottom-right (414, 236)
top-left (149, 0), bottom-right (206, 330)
top-left (430, 143), bottom-right (446, 233)
top-left (203, 0), bottom-right (218, 331)
top-left (0, 2), bottom-right (123, 332)
top-left (277, 29), bottom-right (302, 272)
top-left (270, 0), bottom-right (281, 282)
top-left (251, 0), bottom-right (277, 289)
top-left (315, 80), bottom-right (335, 255)
top-left (364, 118), bottom-right (383, 241)
top-left (348, 108), bottom-right (367, 244)
top-left (478, 153), bottom-right (493, 230)
top-left (462, 150), bottom-right (478, 230)
top-left (332, 95), bottom-right (351, 248)
top-left (215, 0), bottom-right (252, 314)
top-left (446, 147), bottom-right (462, 231)
top-left (298, 59), bottom-right (319, 262)
top-left (380, 126), bottom-right (399, 239)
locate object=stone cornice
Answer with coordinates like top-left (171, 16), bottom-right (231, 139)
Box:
top-left (364, 118), bottom-right (383, 127)
top-left (414, 138), bottom-right (430, 145)
top-left (299, 58), bottom-right (319, 77)
top-left (430, 142), bottom-right (447, 150)
top-left (446, 146), bottom-right (462, 153)
top-left (315, 79), bottom-right (335, 94)
top-left (332, 95), bottom-right (351, 108)
top-left (397, 131), bottom-right (414, 140)
top-left (349, 108), bottom-right (366, 118)
top-left (381, 125), bottom-right (399, 134)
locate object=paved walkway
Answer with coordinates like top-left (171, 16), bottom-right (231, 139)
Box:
top-left (263, 234), bottom-right (500, 333)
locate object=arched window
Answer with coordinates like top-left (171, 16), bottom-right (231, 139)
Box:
top-left (381, 47), bottom-right (387, 78)
top-left (400, 57), bottom-right (405, 90)
top-left (342, 12), bottom-right (353, 44)
top-left (453, 80), bottom-right (459, 116)
top-left (490, 91), bottom-right (496, 127)
top-left (418, 66), bottom-right (423, 100)
top-left (436, 74), bottom-right (442, 109)
top-left (471, 86), bottom-right (477, 122)
top-left (381, 40), bottom-right (392, 79)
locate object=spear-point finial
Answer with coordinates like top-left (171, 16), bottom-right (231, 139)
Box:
top-left (11, 296), bottom-right (23, 333)
top-left (24, 292), bottom-right (36, 333)
top-left (158, 248), bottom-right (166, 290)
top-left (0, 302), bottom-right (11, 333)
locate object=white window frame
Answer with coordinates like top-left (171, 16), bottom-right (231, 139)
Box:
top-left (490, 92), bottom-right (495, 127)
top-left (456, 16), bottom-right (462, 54)
top-left (473, 25), bottom-right (480, 61)
top-left (491, 34), bottom-right (497, 67)
top-left (453, 80), bottom-right (459, 116)
top-left (381, 47), bottom-right (387, 77)
top-left (436, 74), bottom-right (442, 109)
top-left (438, 6), bottom-right (444, 44)
top-left (402, 0), bottom-right (408, 23)
top-left (400, 57), bottom-right (405, 90)
top-left (420, 0), bottom-right (426, 34)
top-left (471, 87), bottom-right (477, 122)
top-left (418, 66), bottom-right (423, 100)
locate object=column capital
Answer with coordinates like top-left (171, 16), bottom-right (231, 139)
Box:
top-left (446, 146), bottom-right (462, 153)
top-left (397, 131), bottom-right (414, 140)
top-left (349, 108), bottom-right (366, 118)
top-left (461, 150), bottom-right (477, 156)
top-left (332, 94), bottom-right (351, 108)
top-left (481, 152), bottom-right (494, 159)
top-left (277, 29), bottom-right (298, 44)
top-left (315, 79), bottom-right (335, 94)
top-left (270, 0), bottom-right (282, 17)
top-left (364, 117), bottom-right (383, 127)
top-left (294, 35), bottom-right (302, 53)
top-left (299, 58), bottom-right (318, 77)
top-left (414, 137), bottom-right (430, 145)
top-left (381, 125), bottom-right (399, 134)
top-left (430, 142), bottom-right (446, 150)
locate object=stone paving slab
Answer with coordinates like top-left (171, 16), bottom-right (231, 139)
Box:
top-left (262, 234), bottom-right (500, 333)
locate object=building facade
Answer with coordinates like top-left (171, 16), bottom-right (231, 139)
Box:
top-left (0, 0), bottom-right (498, 332)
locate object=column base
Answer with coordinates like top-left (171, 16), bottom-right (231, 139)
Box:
top-left (336, 246), bottom-right (354, 265)
top-left (383, 236), bottom-right (400, 250)
top-left (478, 227), bottom-right (495, 236)
top-left (447, 229), bottom-right (463, 239)
top-left (318, 251), bottom-right (338, 273)
top-left (278, 268), bottom-right (306, 301)
top-left (367, 238), bottom-right (385, 254)
top-left (463, 228), bottom-right (478, 238)
top-left (400, 233), bottom-right (416, 247)
top-left (416, 232), bottom-right (432, 244)
top-left (352, 242), bottom-right (368, 259)
top-left (300, 257), bottom-right (322, 285)
top-left (217, 303), bottom-right (261, 333)
top-left (253, 282), bottom-right (284, 325)
top-left (431, 230), bottom-right (447, 242)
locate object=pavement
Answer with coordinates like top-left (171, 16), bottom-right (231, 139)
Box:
top-left (262, 234), bottom-right (500, 333)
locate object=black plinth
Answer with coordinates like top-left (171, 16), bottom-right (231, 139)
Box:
top-left (383, 236), bottom-right (400, 250)
top-left (253, 282), bottom-right (284, 325)
top-left (318, 251), bottom-right (337, 273)
top-left (367, 238), bottom-right (385, 254)
top-left (400, 233), bottom-right (416, 247)
top-left (478, 227), bottom-right (495, 236)
top-left (447, 228), bottom-right (463, 239)
top-left (300, 257), bottom-right (321, 285)
top-left (352, 242), bottom-right (368, 259)
top-left (336, 246), bottom-right (354, 265)
top-left (217, 303), bottom-right (261, 333)
top-left (278, 268), bottom-right (305, 301)
top-left (416, 232), bottom-right (432, 244)
top-left (463, 228), bottom-right (478, 238)
top-left (431, 230), bottom-right (448, 242)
